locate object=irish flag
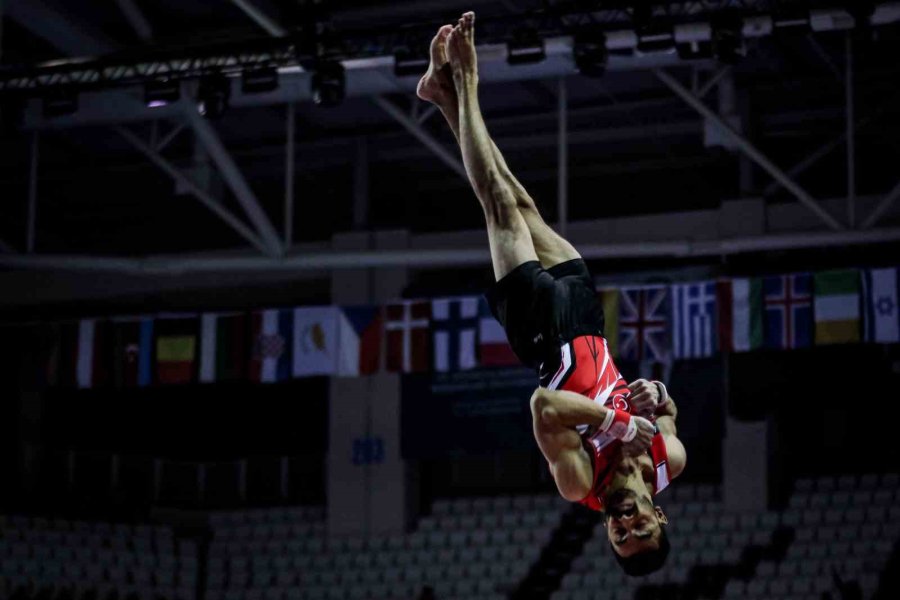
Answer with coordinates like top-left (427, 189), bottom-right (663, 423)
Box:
top-left (814, 270), bottom-right (861, 345)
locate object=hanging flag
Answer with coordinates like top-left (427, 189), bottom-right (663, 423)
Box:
top-left (671, 281), bottom-right (718, 359)
top-left (292, 306), bottom-right (340, 377)
top-left (155, 316), bottom-right (198, 385)
top-left (199, 313), bottom-right (248, 383)
top-left (249, 309), bottom-right (293, 383)
top-left (862, 267), bottom-right (900, 343)
top-left (337, 306), bottom-right (382, 377)
top-left (385, 301), bottom-right (431, 373)
top-left (598, 288), bottom-right (619, 358)
top-left (717, 278), bottom-right (763, 352)
top-left (431, 297), bottom-right (478, 373)
top-left (814, 270), bottom-right (861, 345)
top-left (477, 297), bottom-right (519, 367)
top-left (70, 319), bottom-right (111, 389)
top-left (763, 274), bottom-right (813, 350)
top-left (110, 317), bottom-right (154, 388)
top-left (619, 286), bottom-right (671, 363)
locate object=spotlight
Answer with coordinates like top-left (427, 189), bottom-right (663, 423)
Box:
top-left (311, 61), bottom-right (345, 107)
top-left (773, 9), bottom-right (811, 33)
top-left (711, 12), bottom-right (746, 65)
top-left (144, 79), bottom-right (180, 108)
top-left (394, 47), bottom-right (430, 78)
top-left (197, 73), bottom-right (231, 119)
top-left (573, 27), bottom-right (608, 78)
top-left (242, 66), bottom-right (280, 94)
top-left (507, 28), bottom-right (546, 65)
top-left (42, 88), bottom-right (79, 118)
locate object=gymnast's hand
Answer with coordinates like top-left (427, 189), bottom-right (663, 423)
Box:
top-left (621, 416), bottom-right (655, 457)
top-left (627, 379), bottom-right (660, 418)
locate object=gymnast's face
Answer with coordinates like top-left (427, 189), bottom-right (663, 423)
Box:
top-left (605, 490), bottom-right (668, 557)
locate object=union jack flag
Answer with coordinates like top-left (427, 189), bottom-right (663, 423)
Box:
top-left (619, 285), bottom-right (672, 363)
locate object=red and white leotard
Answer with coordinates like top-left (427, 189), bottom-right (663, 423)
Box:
top-left (544, 335), bottom-right (672, 512)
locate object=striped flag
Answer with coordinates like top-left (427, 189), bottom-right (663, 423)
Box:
top-left (249, 309), bottom-right (293, 383)
top-left (110, 317), bottom-right (154, 388)
top-left (862, 267), bottom-right (900, 343)
top-left (477, 297), bottom-right (519, 367)
top-left (155, 316), bottom-right (198, 385)
top-left (717, 278), bottom-right (763, 352)
top-left (72, 319), bottom-right (111, 389)
top-left (199, 313), bottom-right (248, 383)
top-left (671, 281), bottom-right (718, 359)
top-left (431, 297), bottom-right (478, 373)
top-left (598, 288), bottom-right (619, 358)
top-left (813, 270), bottom-right (861, 345)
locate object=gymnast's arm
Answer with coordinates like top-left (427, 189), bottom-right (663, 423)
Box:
top-left (655, 395), bottom-right (687, 479)
top-left (531, 388), bottom-right (658, 500)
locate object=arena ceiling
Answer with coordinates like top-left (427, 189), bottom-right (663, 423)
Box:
top-left (0, 1), bottom-right (899, 259)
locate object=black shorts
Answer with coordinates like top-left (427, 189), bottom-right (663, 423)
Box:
top-left (484, 259), bottom-right (605, 372)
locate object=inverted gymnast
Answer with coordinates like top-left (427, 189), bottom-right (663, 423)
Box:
top-left (417, 12), bottom-right (687, 575)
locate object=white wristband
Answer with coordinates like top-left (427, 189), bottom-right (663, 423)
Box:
top-left (621, 418), bottom-right (638, 442)
top-left (599, 409), bottom-right (615, 432)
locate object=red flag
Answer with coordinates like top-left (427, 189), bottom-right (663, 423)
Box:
top-left (385, 301), bottom-right (431, 373)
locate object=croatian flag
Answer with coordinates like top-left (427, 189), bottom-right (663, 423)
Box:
top-left (431, 297), bottom-right (478, 372)
top-left (477, 297), bottom-right (519, 367)
top-left (249, 309), bottom-right (293, 383)
top-left (763, 274), bottom-right (812, 350)
top-left (671, 281), bottom-right (718, 359)
top-left (337, 306), bottom-right (382, 376)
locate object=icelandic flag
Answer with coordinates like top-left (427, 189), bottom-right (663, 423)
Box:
top-left (619, 286), bottom-right (671, 363)
top-left (337, 306), bottom-right (382, 377)
top-left (477, 297), bottom-right (519, 367)
top-left (671, 282), bottom-right (718, 359)
top-left (763, 274), bottom-right (812, 350)
top-left (431, 297), bottom-right (478, 373)
top-left (862, 267), bottom-right (900, 343)
top-left (249, 309), bottom-right (293, 383)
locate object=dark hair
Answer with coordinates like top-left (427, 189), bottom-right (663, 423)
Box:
top-left (610, 525), bottom-right (670, 576)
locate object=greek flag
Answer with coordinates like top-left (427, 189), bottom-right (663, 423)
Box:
top-left (671, 281), bottom-right (718, 359)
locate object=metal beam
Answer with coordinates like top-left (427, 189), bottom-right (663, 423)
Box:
top-left (114, 126), bottom-right (273, 256)
top-left (697, 66), bottom-right (732, 99)
top-left (372, 96), bottom-right (467, 181)
top-left (27, 132), bottom-right (38, 253)
top-left (156, 122), bottom-right (187, 152)
top-left (3, 227), bottom-right (899, 275)
top-left (229, 0), bottom-right (287, 37)
top-left (654, 68), bottom-right (844, 231)
top-left (285, 102), bottom-right (295, 248)
top-left (115, 0), bottom-right (154, 42)
top-left (5, 0), bottom-right (117, 56)
top-left (183, 105), bottom-right (284, 256)
top-left (845, 34), bottom-right (856, 227)
top-left (862, 181), bottom-right (900, 229)
top-left (558, 77), bottom-right (569, 238)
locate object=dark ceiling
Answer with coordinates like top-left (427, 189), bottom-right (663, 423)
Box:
top-left (0, 1), bottom-right (899, 257)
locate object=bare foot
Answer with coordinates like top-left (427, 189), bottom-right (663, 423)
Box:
top-left (447, 11), bottom-right (478, 81)
top-left (416, 25), bottom-right (455, 106)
